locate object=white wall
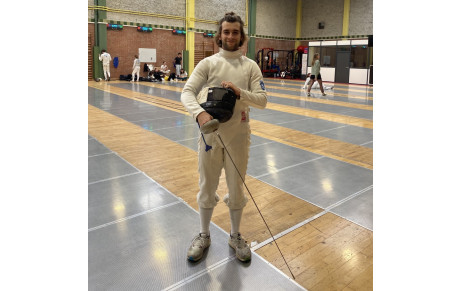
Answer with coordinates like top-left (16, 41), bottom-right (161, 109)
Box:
top-left (349, 0), bottom-right (373, 35)
top-left (320, 67), bottom-right (335, 82)
top-left (349, 68), bottom-right (369, 84)
top-left (256, 0), bottom-right (297, 37)
top-left (302, 0), bottom-right (344, 38)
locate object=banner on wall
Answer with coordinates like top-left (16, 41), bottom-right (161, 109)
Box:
top-left (139, 48), bottom-right (156, 63)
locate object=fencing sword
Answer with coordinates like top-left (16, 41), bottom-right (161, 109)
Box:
top-left (200, 119), bottom-right (296, 280)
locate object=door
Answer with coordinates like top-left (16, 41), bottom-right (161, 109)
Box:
top-left (335, 51), bottom-right (350, 83)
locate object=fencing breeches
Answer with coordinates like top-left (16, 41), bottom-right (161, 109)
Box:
top-left (132, 66), bottom-right (140, 81)
top-left (197, 131), bottom-right (250, 210)
top-left (103, 64), bottom-right (110, 80)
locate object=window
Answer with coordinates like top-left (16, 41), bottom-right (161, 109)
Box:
top-left (320, 46), bottom-right (336, 67)
top-left (337, 46), bottom-right (351, 52)
top-left (350, 45), bottom-right (369, 68)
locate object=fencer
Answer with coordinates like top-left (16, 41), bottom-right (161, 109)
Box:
top-left (302, 73), bottom-right (334, 90)
top-left (131, 55), bottom-right (141, 82)
top-left (99, 49), bottom-right (112, 81)
top-left (181, 12), bottom-right (267, 262)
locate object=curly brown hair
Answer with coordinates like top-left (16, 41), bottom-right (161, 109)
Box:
top-left (214, 12), bottom-right (247, 48)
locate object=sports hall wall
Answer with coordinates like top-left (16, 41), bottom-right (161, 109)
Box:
top-left (88, 0), bottom-right (373, 82)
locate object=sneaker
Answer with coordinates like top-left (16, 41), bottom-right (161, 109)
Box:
top-left (187, 233), bottom-right (211, 262)
top-left (322, 93), bottom-right (326, 96)
top-left (301, 87), bottom-right (305, 89)
top-left (307, 92), bottom-right (310, 96)
top-left (229, 233), bottom-right (251, 262)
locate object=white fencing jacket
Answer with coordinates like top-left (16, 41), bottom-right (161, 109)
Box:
top-left (181, 48), bottom-right (267, 141)
top-left (99, 52), bottom-right (111, 65)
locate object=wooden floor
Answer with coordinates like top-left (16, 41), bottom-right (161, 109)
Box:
top-left (88, 79), bottom-right (373, 290)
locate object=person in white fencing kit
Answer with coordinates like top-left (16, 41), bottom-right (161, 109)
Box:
top-left (181, 12), bottom-right (267, 262)
top-left (302, 73), bottom-right (334, 90)
top-left (131, 55), bottom-right (141, 82)
top-left (98, 49), bottom-right (112, 81)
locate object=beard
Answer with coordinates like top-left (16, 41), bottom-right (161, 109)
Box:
top-left (222, 40), bottom-right (240, 52)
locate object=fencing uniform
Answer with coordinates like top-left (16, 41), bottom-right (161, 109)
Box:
top-left (132, 58), bottom-right (141, 81)
top-left (303, 77), bottom-right (333, 90)
top-left (99, 52), bottom-right (112, 80)
top-left (181, 48), bottom-right (267, 210)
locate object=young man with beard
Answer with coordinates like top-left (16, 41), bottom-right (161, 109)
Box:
top-left (181, 12), bottom-right (267, 262)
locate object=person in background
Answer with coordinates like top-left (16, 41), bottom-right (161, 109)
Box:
top-left (131, 55), bottom-right (141, 82)
top-left (174, 52), bottom-right (182, 75)
top-left (160, 61), bottom-right (170, 75)
top-left (98, 49), bottom-right (112, 81)
top-left (306, 53), bottom-right (326, 96)
top-left (177, 68), bottom-right (188, 81)
top-left (152, 67), bottom-right (162, 82)
top-left (302, 73), bottom-right (333, 91)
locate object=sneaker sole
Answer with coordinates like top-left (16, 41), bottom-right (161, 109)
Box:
top-left (187, 254), bottom-right (202, 262)
top-left (187, 248), bottom-right (208, 262)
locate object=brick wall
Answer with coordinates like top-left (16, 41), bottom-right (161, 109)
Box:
top-left (107, 27), bottom-right (186, 79)
top-left (89, 24), bottom-right (95, 79)
top-left (88, 26), bottom-right (187, 79)
top-left (89, 23), bottom-right (310, 78)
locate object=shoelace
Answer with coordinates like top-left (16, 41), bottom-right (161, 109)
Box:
top-left (192, 234), bottom-right (208, 248)
top-left (232, 233), bottom-right (248, 248)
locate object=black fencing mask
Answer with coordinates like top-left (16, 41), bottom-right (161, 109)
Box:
top-left (199, 87), bottom-right (237, 123)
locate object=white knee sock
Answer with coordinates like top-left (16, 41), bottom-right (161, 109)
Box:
top-left (229, 208), bottom-right (244, 236)
top-left (199, 207), bottom-right (214, 235)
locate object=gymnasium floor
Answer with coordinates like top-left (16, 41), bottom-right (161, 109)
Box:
top-left (88, 77), bottom-right (373, 290)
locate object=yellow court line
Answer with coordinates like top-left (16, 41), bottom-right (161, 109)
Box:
top-left (88, 82), bottom-right (187, 115)
top-left (267, 91), bottom-right (372, 111)
top-left (264, 79), bottom-right (374, 92)
top-left (251, 120), bottom-right (372, 170)
top-left (151, 81), bottom-right (374, 109)
top-left (266, 102), bottom-right (372, 129)
top-left (89, 81), bottom-right (372, 129)
top-left (88, 105), bottom-right (372, 290)
top-left (264, 84), bottom-right (373, 100)
top-left (265, 79), bottom-right (374, 89)
top-left (89, 82), bottom-right (373, 169)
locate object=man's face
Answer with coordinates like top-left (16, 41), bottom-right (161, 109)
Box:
top-left (219, 21), bottom-right (241, 52)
